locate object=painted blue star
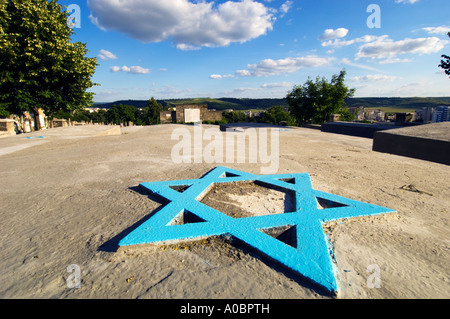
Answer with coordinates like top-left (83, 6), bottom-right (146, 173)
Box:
top-left (119, 167), bottom-right (395, 294)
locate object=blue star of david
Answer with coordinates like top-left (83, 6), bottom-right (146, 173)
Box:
top-left (119, 167), bottom-right (395, 294)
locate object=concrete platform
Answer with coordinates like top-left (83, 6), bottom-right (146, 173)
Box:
top-left (321, 122), bottom-right (400, 139)
top-left (1, 124), bottom-right (449, 299)
top-left (373, 122), bottom-right (450, 165)
top-left (219, 122), bottom-right (287, 132)
top-left (0, 125), bottom-right (123, 157)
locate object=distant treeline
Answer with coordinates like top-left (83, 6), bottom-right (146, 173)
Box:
top-left (94, 98), bottom-right (289, 111)
top-left (345, 97), bottom-right (450, 110)
top-left (94, 97), bottom-right (450, 112)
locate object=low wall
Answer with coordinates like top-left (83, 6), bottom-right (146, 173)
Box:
top-left (373, 122), bottom-right (450, 165)
top-left (52, 119), bottom-right (68, 128)
top-left (202, 110), bottom-right (223, 122)
top-left (321, 122), bottom-right (396, 139)
top-left (0, 119), bottom-right (16, 137)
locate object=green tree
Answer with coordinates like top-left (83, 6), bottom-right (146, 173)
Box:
top-left (105, 105), bottom-right (121, 125)
top-left (0, 104), bottom-right (9, 118)
top-left (145, 97), bottom-right (163, 125)
top-left (258, 105), bottom-right (297, 126)
top-left (223, 110), bottom-right (252, 123)
top-left (0, 0), bottom-right (97, 120)
top-left (71, 109), bottom-right (91, 123)
top-left (287, 70), bottom-right (355, 125)
top-left (439, 32), bottom-right (450, 78)
top-left (106, 104), bottom-right (136, 125)
top-left (90, 109), bottom-right (107, 124)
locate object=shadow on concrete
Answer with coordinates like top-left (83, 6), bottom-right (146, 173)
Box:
top-left (373, 122), bottom-right (450, 166)
top-left (97, 185), bottom-right (169, 253)
top-left (219, 122), bottom-right (292, 132)
top-left (229, 236), bottom-right (337, 297)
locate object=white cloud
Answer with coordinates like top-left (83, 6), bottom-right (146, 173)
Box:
top-left (88, 0), bottom-right (274, 49)
top-left (422, 26), bottom-right (450, 35)
top-left (280, 1), bottom-right (293, 17)
top-left (238, 55), bottom-right (333, 77)
top-left (261, 82), bottom-right (292, 88)
top-left (319, 28), bottom-right (349, 41)
top-left (356, 36), bottom-right (448, 60)
top-left (98, 49), bottom-right (118, 60)
top-left (221, 82), bottom-right (293, 98)
top-left (209, 74), bottom-right (235, 79)
top-left (321, 35), bottom-right (388, 48)
top-left (395, 0), bottom-right (420, 4)
top-left (176, 44), bottom-right (201, 51)
top-left (378, 58), bottom-right (412, 64)
top-left (340, 58), bottom-right (381, 72)
top-left (110, 66), bottom-right (151, 74)
top-left (350, 74), bottom-right (399, 82)
top-left (235, 70), bottom-right (252, 77)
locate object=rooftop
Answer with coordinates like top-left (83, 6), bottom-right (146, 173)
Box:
top-left (0, 124), bottom-right (448, 299)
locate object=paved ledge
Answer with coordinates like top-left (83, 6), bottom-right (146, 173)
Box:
top-left (321, 122), bottom-right (402, 139)
top-left (219, 122), bottom-right (288, 132)
top-left (0, 125), bottom-right (122, 157)
top-left (373, 122), bottom-right (450, 165)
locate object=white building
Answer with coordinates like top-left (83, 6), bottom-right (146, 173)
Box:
top-left (432, 106), bottom-right (450, 123)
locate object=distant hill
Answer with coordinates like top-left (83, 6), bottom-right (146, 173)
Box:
top-left (93, 98), bottom-right (288, 111)
top-left (346, 97), bottom-right (450, 112)
top-left (94, 97), bottom-right (450, 112)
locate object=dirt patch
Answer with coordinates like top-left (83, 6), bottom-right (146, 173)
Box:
top-left (200, 182), bottom-right (296, 218)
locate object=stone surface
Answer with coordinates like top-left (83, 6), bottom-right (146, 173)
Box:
top-left (373, 122), bottom-right (450, 165)
top-left (0, 124), bottom-right (448, 299)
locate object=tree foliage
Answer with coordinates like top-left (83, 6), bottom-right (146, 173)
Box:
top-left (144, 97), bottom-right (163, 125)
top-left (105, 104), bottom-right (136, 125)
top-left (222, 110), bottom-right (251, 123)
top-left (0, 0), bottom-right (97, 117)
top-left (258, 105), bottom-right (297, 126)
top-left (439, 32), bottom-right (450, 78)
top-left (104, 98), bottom-right (162, 126)
top-left (287, 70), bottom-right (355, 124)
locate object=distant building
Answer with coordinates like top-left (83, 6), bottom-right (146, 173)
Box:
top-left (348, 107), bottom-right (365, 121)
top-left (160, 104), bottom-right (223, 124)
top-left (432, 106), bottom-right (450, 123)
top-left (252, 111), bottom-right (265, 117)
top-left (396, 113), bottom-right (415, 124)
top-left (366, 109), bottom-right (385, 122)
top-left (328, 114), bottom-right (341, 122)
top-left (415, 107), bottom-right (435, 123)
top-left (85, 107), bottom-right (102, 113)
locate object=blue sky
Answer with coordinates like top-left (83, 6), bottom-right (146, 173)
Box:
top-left (60, 0), bottom-right (450, 102)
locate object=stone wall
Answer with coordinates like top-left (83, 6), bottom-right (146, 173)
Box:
top-left (52, 119), bottom-right (69, 128)
top-left (160, 111), bottom-right (175, 124)
top-left (0, 119), bottom-right (16, 137)
top-left (160, 104), bottom-right (223, 124)
top-left (202, 110), bottom-right (223, 122)
top-left (175, 104), bottom-right (207, 123)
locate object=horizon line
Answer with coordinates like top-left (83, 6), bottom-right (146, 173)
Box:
top-left (92, 96), bottom-right (450, 104)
